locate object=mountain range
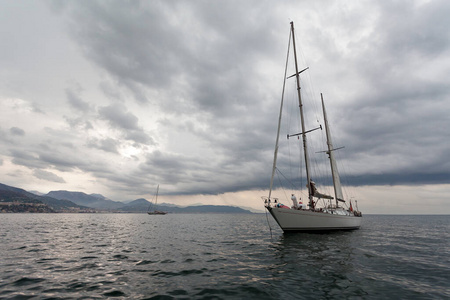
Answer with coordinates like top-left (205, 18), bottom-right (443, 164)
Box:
top-left (0, 182), bottom-right (252, 214)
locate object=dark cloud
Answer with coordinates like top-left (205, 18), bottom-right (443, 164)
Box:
top-left (10, 127), bottom-right (25, 136)
top-left (98, 103), bottom-right (155, 145)
top-left (59, 1), bottom-right (281, 115)
top-left (10, 149), bottom-right (47, 170)
top-left (379, 1), bottom-right (450, 59)
top-left (39, 152), bottom-right (86, 172)
top-left (138, 150), bottom-right (207, 186)
top-left (33, 169), bottom-right (66, 183)
top-left (125, 130), bottom-right (153, 145)
top-left (99, 80), bottom-right (123, 101)
top-left (98, 103), bottom-right (139, 130)
top-left (347, 172), bottom-right (450, 187)
top-left (66, 87), bottom-right (90, 112)
top-left (65, 116), bottom-right (94, 131)
top-left (325, 1), bottom-right (450, 184)
top-left (63, 1), bottom-right (177, 102)
top-left (86, 137), bottom-right (120, 154)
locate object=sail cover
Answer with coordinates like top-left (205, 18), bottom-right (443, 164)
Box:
top-left (310, 181), bottom-right (333, 199)
top-left (322, 98), bottom-right (344, 202)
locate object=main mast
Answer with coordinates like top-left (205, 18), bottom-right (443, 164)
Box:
top-left (290, 21), bottom-right (314, 208)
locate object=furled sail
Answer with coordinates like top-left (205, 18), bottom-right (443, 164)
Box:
top-left (310, 180), bottom-right (333, 200)
top-left (321, 96), bottom-right (344, 204)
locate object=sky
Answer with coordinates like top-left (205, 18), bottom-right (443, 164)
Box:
top-left (1, 0), bottom-right (449, 214)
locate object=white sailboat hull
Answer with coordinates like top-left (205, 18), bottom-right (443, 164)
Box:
top-left (267, 207), bottom-right (361, 232)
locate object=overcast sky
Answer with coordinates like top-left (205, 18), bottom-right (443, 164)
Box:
top-left (1, 0), bottom-right (449, 214)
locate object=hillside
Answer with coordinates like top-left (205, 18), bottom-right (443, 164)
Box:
top-left (0, 183), bottom-right (89, 213)
top-left (118, 198), bottom-right (151, 212)
top-left (154, 204), bottom-right (252, 214)
top-left (45, 190), bottom-right (253, 213)
top-left (118, 202), bottom-right (252, 214)
top-left (46, 190), bottom-right (124, 209)
top-left (1, 183), bottom-right (253, 214)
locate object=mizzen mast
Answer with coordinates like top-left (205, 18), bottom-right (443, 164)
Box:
top-left (321, 94), bottom-right (345, 207)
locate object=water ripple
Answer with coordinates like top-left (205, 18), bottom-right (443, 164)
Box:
top-left (0, 214), bottom-right (448, 299)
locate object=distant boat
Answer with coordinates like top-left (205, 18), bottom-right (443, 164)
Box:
top-left (147, 185), bottom-right (167, 215)
top-left (263, 22), bottom-right (362, 232)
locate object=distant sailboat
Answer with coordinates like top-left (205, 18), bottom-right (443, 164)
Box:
top-left (147, 185), bottom-right (167, 215)
top-left (262, 22), bottom-right (362, 232)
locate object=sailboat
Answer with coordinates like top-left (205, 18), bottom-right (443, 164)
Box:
top-left (263, 22), bottom-right (362, 232)
top-left (147, 185), bottom-right (167, 215)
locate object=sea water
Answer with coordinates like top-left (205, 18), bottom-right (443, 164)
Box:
top-left (0, 214), bottom-right (448, 299)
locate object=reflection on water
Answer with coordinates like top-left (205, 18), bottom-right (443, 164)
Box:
top-left (266, 232), bottom-right (367, 299)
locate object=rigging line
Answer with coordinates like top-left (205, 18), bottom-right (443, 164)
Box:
top-left (292, 26), bottom-right (323, 146)
top-left (275, 170), bottom-right (290, 204)
top-left (308, 114), bottom-right (331, 193)
top-left (287, 121), bottom-right (301, 188)
top-left (298, 49), bottom-right (320, 128)
top-left (276, 167), bottom-right (297, 190)
top-left (268, 25), bottom-right (292, 200)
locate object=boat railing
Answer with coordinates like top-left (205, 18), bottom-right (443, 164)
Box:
top-left (261, 196), bottom-right (279, 207)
